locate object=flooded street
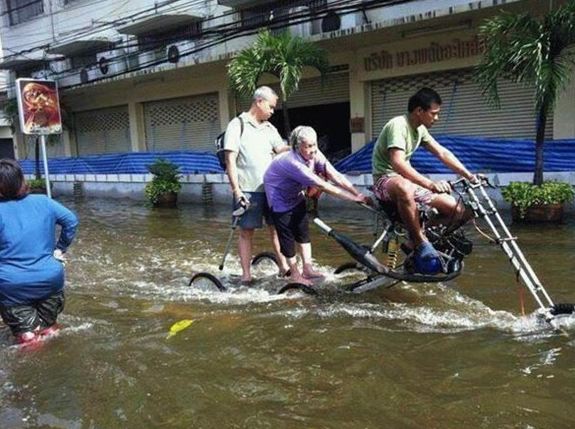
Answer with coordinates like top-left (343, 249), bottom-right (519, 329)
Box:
top-left (1, 197), bottom-right (575, 428)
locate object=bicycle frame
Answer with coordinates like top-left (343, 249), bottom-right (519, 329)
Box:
top-left (314, 178), bottom-right (574, 324)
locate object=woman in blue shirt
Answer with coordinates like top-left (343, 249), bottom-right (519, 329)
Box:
top-left (0, 159), bottom-right (78, 345)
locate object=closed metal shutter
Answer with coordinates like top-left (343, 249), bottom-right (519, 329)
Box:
top-left (75, 106), bottom-right (131, 155)
top-left (371, 69), bottom-right (553, 140)
top-left (144, 93), bottom-right (220, 152)
top-left (237, 73), bottom-right (349, 112)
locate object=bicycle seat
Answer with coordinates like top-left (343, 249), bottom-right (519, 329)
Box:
top-left (376, 198), bottom-right (434, 225)
top-left (377, 199), bottom-right (400, 222)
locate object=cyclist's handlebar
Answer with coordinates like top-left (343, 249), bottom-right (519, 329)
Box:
top-left (449, 176), bottom-right (495, 190)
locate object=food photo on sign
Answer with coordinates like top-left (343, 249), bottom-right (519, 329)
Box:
top-left (15, 78), bottom-right (62, 135)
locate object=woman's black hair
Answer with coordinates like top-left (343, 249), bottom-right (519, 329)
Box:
top-left (0, 158), bottom-right (28, 200)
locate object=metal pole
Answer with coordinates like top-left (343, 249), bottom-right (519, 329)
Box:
top-left (40, 135), bottom-right (52, 199)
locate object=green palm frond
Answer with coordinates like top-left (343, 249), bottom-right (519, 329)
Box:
top-left (227, 29), bottom-right (329, 102)
top-left (475, 1), bottom-right (575, 185)
top-left (475, 3), bottom-right (575, 111)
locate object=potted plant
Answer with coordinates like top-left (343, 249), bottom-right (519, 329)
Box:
top-left (502, 181), bottom-right (574, 222)
top-left (27, 177), bottom-right (51, 194)
top-left (475, 3), bottom-right (575, 222)
top-left (144, 158), bottom-right (182, 208)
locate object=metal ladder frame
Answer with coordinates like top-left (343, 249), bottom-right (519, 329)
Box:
top-left (463, 181), bottom-right (556, 319)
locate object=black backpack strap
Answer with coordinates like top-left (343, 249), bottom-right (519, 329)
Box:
top-left (237, 115), bottom-right (244, 138)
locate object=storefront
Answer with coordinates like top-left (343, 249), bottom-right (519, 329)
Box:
top-left (143, 92), bottom-right (220, 152)
top-left (238, 72), bottom-right (350, 160)
top-left (74, 105), bottom-right (131, 155)
top-left (356, 32), bottom-right (553, 145)
top-left (370, 68), bottom-right (553, 140)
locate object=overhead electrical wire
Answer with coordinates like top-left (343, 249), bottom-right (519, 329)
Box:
top-left (0, 0), bottom-right (414, 94)
top-left (0, 0), bottom-right (210, 55)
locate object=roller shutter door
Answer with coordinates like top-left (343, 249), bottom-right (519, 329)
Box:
top-left (144, 93), bottom-right (220, 152)
top-left (237, 73), bottom-right (349, 112)
top-left (371, 69), bottom-right (553, 140)
top-left (75, 106), bottom-right (131, 155)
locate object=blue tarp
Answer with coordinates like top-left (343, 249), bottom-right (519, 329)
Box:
top-left (18, 137), bottom-right (575, 176)
top-left (19, 151), bottom-right (223, 175)
top-left (334, 136), bottom-right (575, 174)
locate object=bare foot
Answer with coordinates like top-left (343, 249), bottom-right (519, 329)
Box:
top-left (302, 265), bottom-right (325, 280)
top-left (303, 271), bottom-right (325, 281)
top-left (289, 273), bottom-right (313, 286)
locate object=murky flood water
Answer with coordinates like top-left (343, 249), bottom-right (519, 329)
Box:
top-left (1, 197), bottom-right (575, 429)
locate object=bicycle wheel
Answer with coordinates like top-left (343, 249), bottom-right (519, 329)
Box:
top-left (251, 251), bottom-right (280, 276)
top-left (188, 272), bottom-right (226, 292)
top-left (251, 251), bottom-right (278, 267)
top-left (334, 261), bottom-right (366, 275)
top-left (277, 282), bottom-right (318, 296)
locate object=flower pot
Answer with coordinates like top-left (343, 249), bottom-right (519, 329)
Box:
top-left (29, 186), bottom-right (47, 194)
top-left (511, 203), bottom-right (564, 223)
top-left (28, 182), bottom-right (53, 195)
top-left (153, 192), bottom-right (178, 208)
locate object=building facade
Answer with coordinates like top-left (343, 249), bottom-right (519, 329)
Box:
top-left (0, 0), bottom-right (573, 200)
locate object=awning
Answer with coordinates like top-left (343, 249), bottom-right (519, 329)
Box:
top-left (0, 54), bottom-right (61, 70)
top-left (117, 14), bottom-right (203, 35)
top-left (217, 0), bottom-right (276, 8)
top-left (47, 39), bottom-right (115, 56)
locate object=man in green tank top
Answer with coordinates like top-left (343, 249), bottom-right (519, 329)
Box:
top-left (372, 88), bottom-right (479, 273)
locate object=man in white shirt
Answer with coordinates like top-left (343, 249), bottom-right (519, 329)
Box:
top-left (224, 86), bottom-right (290, 283)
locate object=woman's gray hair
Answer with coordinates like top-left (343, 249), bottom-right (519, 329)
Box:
top-left (289, 126), bottom-right (317, 151)
top-left (252, 86), bottom-right (277, 103)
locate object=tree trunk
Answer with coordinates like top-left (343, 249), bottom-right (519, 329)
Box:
top-left (533, 107), bottom-right (547, 186)
top-left (282, 98), bottom-right (291, 139)
top-left (34, 137), bottom-right (41, 180)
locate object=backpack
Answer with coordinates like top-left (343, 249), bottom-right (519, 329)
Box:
top-left (215, 116), bottom-right (244, 170)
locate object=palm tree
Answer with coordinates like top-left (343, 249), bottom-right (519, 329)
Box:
top-left (228, 30), bottom-right (330, 137)
top-left (475, 1), bottom-right (575, 185)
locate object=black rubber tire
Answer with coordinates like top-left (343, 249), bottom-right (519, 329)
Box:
top-left (550, 303), bottom-right (575, 316)
top-left (188, 272), bottom-right (226, 292)
top-left (334, 262), bottom-right (365, 275)
top-left (251, 251), bottom-right (279, 268)
top-left (277, 282), bottom-right (318, 296)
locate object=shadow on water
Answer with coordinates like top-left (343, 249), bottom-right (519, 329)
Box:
top-left (2, 197), bottom-right (575, 428)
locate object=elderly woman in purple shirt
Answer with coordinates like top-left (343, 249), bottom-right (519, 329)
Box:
top-left (264, 126), bottom-right (371, 286)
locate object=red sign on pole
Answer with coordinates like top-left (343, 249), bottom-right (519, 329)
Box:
top-left (15, 78), bottom-right (62, 135)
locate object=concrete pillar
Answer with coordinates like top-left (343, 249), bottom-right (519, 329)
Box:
top-left (62, 130), bottom-right (73, 156)
top-left (349, 63), bottom-right (368, 153)
top-left (553, 66), bottom-right (575, 139)
top-left (128, 102), bottom-right (146, 151)
top-left (13, 132), bottom-right (24, 159)
top-left (218, 87), bottom-right (231, 130)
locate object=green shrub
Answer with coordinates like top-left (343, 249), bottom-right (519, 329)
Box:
top-left (502, 181), bottom-right (574, 217)
top-left (27, 178), bottom-right (46, 189)
top-left (144, 158), bottom-right (182, 205)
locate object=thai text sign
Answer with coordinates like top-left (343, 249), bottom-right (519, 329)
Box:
top-left (364, 36), bottom-right (484, 72)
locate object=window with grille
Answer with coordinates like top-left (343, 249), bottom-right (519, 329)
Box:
top-left (71, 54), bottom-right (97, 69)
top-left (15, 65), bottom-right (44, 79)
top-left (137, 23), bottom-right (203, 51)
top-left (239, 0), bottom-right (316, 31)
top-left (6, 0), bottom-right (44, 26)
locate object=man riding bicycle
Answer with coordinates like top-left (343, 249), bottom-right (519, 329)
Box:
top-left (372, 87), bottom-right (479, 274)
